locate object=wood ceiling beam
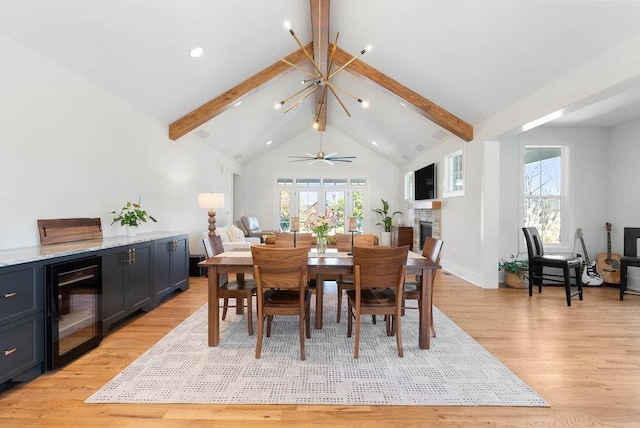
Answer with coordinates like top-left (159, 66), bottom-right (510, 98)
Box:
top-left (331, 45), bottom-right (474, 142)
top-left (169, 45), bottom-right (311, 141)
top-left (310, 0), bottom-right (329, 132)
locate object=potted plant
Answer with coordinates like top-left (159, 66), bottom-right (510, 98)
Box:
top-left (372, 198), bottom-right (403, 245)
top-left (498, 254), bottom-right (529, 288)
top-left (111, 199), bottom-right (157, 237)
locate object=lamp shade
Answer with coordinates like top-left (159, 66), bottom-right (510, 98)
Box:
top-left (198, 192), bottom-right (225, 209)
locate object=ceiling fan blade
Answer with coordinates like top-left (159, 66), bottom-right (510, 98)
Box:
top-left (304, 152), bottom-right (316, 157)
top-left (288, 155), bottom-right (315, 159)
top-left (323, 159), bottom-right (334, 165)
top-left (326, 156), bottom-right (356, 160)
top-left (325, 151), bottom-right (337, 158)
top-left (308, 159), bottom-right (320, 165)
top-left (289, 158), bottom-right (313, 163)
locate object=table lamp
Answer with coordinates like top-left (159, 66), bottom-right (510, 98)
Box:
top-left (198, 192), bottom-right (225, 237)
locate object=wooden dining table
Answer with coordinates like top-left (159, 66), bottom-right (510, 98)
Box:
top-left (199, 248), bottom-right (440, 349)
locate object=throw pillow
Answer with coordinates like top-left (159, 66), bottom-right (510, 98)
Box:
top-left (227, 224), bottom-right (246, 242)
top-left (215, 226), bottom-right (231, 242)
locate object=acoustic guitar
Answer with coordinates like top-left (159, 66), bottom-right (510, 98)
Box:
top-left (596, 222), bottom-right (621, 284)
top-left (576, 228), bottom-right (603, 286)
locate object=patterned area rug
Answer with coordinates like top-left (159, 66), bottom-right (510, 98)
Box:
top-left (86, 295), bottom-right (546, 406)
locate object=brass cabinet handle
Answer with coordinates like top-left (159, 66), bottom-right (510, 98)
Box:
top-left (4, 348), bottom-right (17, 356)
top-left (3, 292), bottom-right (17, 298)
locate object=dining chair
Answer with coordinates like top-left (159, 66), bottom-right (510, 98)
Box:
top-left (335, 233), bottom-right (377, 323)
top-left (401, 237), bottom-right (443, 337)
top-left (203, 236), bottom-right (257, 335)
top-left (347, 245), bottom-right (409, 358)
top-left (522, 227), bottom-right (583, 306)
top-left (251, 245), bottom-right (312, 360)
top-left (274, 232), bottom-right (314, 248)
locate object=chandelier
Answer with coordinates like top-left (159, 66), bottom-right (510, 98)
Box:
top-left (274, 6), bottom-right (371, 128)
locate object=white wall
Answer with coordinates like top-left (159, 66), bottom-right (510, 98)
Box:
top-left (0, 33), bottom-right (237, 255)
top-left (241, 126), bottom-right (401, 236)
top-left (608, 119), bottom-right (640, 289)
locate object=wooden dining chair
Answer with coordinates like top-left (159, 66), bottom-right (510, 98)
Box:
top-left (401, 237), bottom-right (443, 337)
top-left (251, 246), bottom-right (312, 360)
top-left (203, 236), bottom-right (257, 335)
top-left (273, 232), bottom-right (313, 248)
top-left (335, 233), bottom-right (377, 323)
top-left (347, 245), bottom-right (409, 358)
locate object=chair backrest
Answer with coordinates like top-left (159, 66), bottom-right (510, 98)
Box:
top-left (623, 227), bottom-right (640, 257)
top-left (353, 245), bottom-right (409, 290)
top-left (522, 227), bottom-right (544, 260)
top-left (422, 237), bottom-right (444, 265)
top-left (274, 232), bottom-right (313, 248)
top-left (335, 233), bottom-right (377, 252)
top-left (203, 235), bottom-right (225, 258)
top-left (251, 246), bottom-right (309, 290)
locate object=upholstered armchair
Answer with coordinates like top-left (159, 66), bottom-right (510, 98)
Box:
top-left (236, 215), bottom-right (279, 242)
top-left (203, 224), bottom-right (260, 252)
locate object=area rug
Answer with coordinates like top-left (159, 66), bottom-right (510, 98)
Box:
top-left (86, 295), bottom-right (546, 406)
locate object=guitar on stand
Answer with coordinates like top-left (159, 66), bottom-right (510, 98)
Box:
top-left (596, 222), bottom-right (621, 285)
top-left (576, 228), bottom-right (603, 286)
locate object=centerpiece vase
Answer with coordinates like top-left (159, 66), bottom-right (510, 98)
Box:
top-left (316, 235), bottom-right (327, 255)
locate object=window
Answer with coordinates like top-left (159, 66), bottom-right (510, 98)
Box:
top-left (522, 145), bottom-right (571, 250)
top-left (443, 150), bottom-right (464, 197)
top-left (276, 177), bottom-right (367, 233)
top-left (404, 172), bottom-right (414, 200)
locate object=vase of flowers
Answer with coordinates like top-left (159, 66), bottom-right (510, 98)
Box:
top-left (305, 209), bottom-right (335, 255)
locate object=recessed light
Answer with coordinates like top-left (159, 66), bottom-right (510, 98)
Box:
top-left (371, 141), bottom-right (378, 146)
top-left (266, 140), bottom-right (272, 145)
top-left (189, 47), bottom-right (204, 58)
top-left (234, 101), bottom-right (242, 107)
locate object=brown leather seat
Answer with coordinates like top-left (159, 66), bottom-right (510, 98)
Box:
top-left (401, 237), bottom-right (443, 337)
top-left (346, 245), bottom-right (409, 358)
top-left (251, 246), bottom-right (311, 360)
top-left (203, 236), bottom-right (257, 335)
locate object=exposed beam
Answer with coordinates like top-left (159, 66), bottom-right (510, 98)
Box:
top-left (331, 45), bottom-right (474, 142)
top-left (310, 0), bottom-right (329, 131)
top-left (169, 45), bottom-right (311, 141)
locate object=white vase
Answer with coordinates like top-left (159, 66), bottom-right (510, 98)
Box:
top-left (126, 226), bottom-right (137, 237)
top-left (380, 231), bottom-right (391, 246)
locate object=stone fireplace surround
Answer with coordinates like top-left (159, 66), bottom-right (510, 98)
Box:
top-left (411, 200), bottom-right (442, 251)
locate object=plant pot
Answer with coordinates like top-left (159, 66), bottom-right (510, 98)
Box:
top-left (505, 271), bottom-right (526, 288)
top-left (380, 231), bottom-right (391, 246)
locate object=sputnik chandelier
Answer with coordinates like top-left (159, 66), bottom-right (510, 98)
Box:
top-left (274, 7), bottom-right (372, 128)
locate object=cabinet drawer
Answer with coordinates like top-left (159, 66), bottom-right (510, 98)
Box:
top-left (0, 315), bottom-right (44, 383)
top-left (0, 265), bottom-right (43, 324)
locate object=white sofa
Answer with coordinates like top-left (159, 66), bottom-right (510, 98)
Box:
top-left (203, 224), bottom-right (260, 252)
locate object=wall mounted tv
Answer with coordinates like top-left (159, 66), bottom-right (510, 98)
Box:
top-left (415, 163), bottom-right (436, 200)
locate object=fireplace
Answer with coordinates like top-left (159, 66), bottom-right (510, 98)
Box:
top-left (419, 221), bottom-right (433, 250)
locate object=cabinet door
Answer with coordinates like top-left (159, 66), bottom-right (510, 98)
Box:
top-left (101, 250), bottom-right (127, 325)
top-left (0, 262), bottom-right (43, 325)
top-left (170, 236), bottom-right (188, 291)
top-left (153, 239), bottom-right (172, 298)
top-left (129, 242), bottom-right (153, 311)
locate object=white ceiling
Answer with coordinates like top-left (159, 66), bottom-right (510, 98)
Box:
top-left (2, 1), bottom-right (640, 165)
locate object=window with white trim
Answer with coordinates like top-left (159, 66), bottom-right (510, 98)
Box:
top-left (521, 145), bottom-right (572, 250)
top-left (443, 149), bottom-right (464, 197)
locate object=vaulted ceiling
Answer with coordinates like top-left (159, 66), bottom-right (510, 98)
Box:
top-left (2, 1), bottom-right (640, 166)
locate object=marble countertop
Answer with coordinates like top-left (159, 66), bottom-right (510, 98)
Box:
top-left (0, 232), bottom-right (188, 268)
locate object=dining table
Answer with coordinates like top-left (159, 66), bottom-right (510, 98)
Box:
top-left (199, 247), bottom-right (441, 349)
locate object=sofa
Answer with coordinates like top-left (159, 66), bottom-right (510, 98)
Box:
top-left (205, 224), bottom-right (260, 252)
top-left (235, 215), bottom-right (279, 242)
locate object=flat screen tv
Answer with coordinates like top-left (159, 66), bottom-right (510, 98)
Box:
top-left (415, 163), bottom-right (436, 200)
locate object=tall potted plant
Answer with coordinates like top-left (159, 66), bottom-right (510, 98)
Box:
top-left (111, 199), bottom-right (157, 237)
top-left (372, 198), bottom-right (403, 246)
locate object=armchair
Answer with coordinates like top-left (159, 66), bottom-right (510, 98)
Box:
top-left (236, 215), bottom-right (279, 242)
top-left (205, 224), bottom-right (260, 252)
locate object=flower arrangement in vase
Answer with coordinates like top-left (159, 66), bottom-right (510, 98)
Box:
top-left (304, 207), bottom-right (336, 254)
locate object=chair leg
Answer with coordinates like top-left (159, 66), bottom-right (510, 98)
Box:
top-left (564, 266), bottom-right (572, 306)
top-left (336, 283), bottom-right (343, 323)
top-left (266, 315), bottom-right (273, 337)
top-left (395, 312), bottom-right (403, 358)
top-left (576, 266), bottom-right (583, 301)
top-left (246, 295), bottom-right (253, 336)
top-left (347, 300), bottom-right (353, 337)
top-left (354, 308), bottom-right (361, 359)
top-left (255, 311), bottom-right (263, 359)
top-left (299, 310), bottom-right (306, 361)
top-left (222, 297), bottom-right (229, 320)
top-left (385, 315), bottom-right (392, 336)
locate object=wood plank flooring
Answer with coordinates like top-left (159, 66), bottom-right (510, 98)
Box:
top-left (1, 272), bottom-right (639, 427)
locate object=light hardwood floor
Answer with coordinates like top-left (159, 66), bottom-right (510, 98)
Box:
top-left (1, 272), bottom-right (639, 427)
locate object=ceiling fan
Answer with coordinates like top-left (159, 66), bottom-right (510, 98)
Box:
top-left (288, 132), bottom-right (356, 165)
